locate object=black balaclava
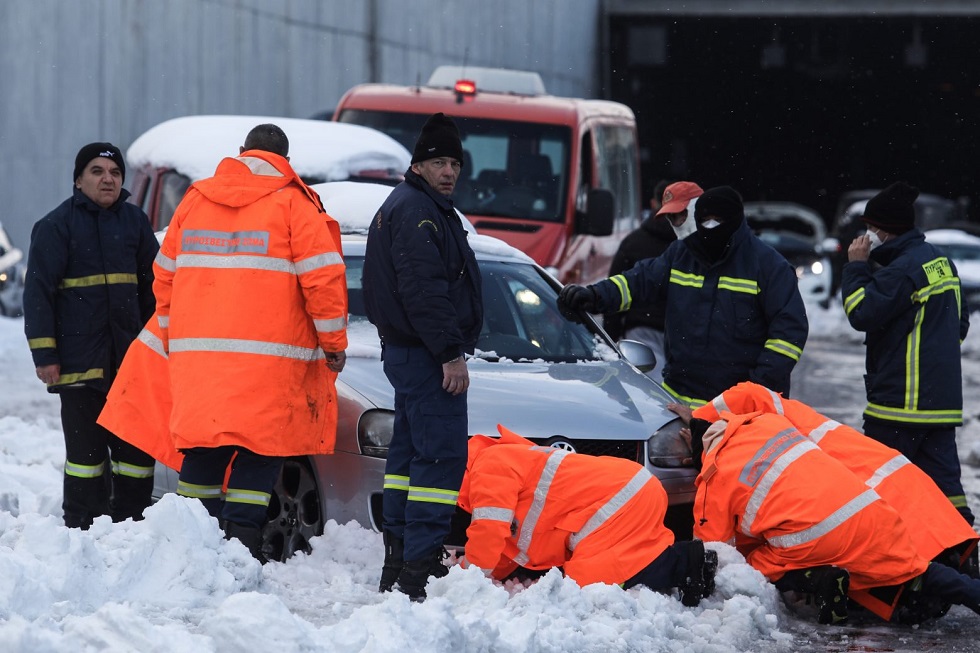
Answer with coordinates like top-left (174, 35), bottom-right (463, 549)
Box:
top-left (687, 185), bottom-right (744, 262)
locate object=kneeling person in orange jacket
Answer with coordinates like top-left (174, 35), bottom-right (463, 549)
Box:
top-left (684, 408), bottom-right (980, 625)
top-left (456, 425), bottom-right (716, 605)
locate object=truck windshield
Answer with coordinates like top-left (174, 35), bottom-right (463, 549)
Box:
top-left (338, 110), bottom-right (571, 223)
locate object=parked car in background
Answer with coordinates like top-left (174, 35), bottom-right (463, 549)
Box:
top-left (0, 220), bottom-right (25, 317)
top-left (829, 190), bottom-right (968, 293)
top-left (125, 115), bottom-right (412, 230)
top-left (150, 181), bottom-right (697, 562)
top-left (743, 201), bottom-right (834, 306)
top-left (925, 228), bottom-right (980, 310)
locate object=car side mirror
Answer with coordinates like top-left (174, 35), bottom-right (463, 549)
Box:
top-left (818, 236), bottom-right (841, 256)
top-left (576, 188), bottom-right (614, 236)
top-left (617, 338), bottom-right (656, 373)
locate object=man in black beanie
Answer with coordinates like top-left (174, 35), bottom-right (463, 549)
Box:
top-left (362, 112), bottom-right (483, 600)
top-left (24, 141), bottom-right (159, 528)
top-left (842, 182), bottom-right (976, 538)
top-left (559, 184), bottom-right (808, 407)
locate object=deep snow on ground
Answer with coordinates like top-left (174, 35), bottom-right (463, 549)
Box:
top-left (2, 300), bottom-right (980, 653)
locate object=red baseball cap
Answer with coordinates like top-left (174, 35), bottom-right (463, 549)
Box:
top-left (657, 181), bottom-right (704, 216)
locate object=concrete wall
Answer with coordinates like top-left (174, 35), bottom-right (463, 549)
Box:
top-left (0, 0), bottom-right (602, 250)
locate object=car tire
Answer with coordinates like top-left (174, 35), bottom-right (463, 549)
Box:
top-left (262, 457), bottom-right (323, 562)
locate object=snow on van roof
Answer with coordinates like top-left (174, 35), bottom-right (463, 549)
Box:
top-left (313, 181), bottom-right (533, 263)
top-left (126, 115), bottom-right (411, 183)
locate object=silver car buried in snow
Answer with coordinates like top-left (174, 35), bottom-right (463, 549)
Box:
top-left (152, 182), bottom-right (696, 561)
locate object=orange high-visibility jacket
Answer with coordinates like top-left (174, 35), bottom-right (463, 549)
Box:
top-left (693, 410), bottom-right (929, 592)
top-left (153, 151), bottom-right (347, 456)
top-left (694, 382), bottom-right (978, 563)
top-left (458, 426), bottom-right (674, 587)
top-left (97, 312), bottom-right (182, 470)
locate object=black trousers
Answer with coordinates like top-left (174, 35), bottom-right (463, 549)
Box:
top-left (177, 446), bottom-right (283, 529)
top-left (60, 388), bottom-right (156, 529)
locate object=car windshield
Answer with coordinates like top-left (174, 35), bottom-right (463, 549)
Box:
top-left (338, 110), bottom-right (571, 222)
top-left (934, 242), bottom-right (980, 261)
top-left (344, 256), bottom-right (605, 363)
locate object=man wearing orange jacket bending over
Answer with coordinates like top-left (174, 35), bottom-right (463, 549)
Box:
top-left (457, 425), bottom-right (716, 605)
top-left (678, 399), bottom-right (980, 625)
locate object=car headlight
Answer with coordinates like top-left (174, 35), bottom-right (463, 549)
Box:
top-left (358, 409), bottom-right (394, 458)
top-left (795, 260), bottom-right (825, 279)
top-left (647, 417), bottom-right (692, 468)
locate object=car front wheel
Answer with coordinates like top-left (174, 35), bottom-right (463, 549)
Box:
top-left (262, 457), bottom-right (323, 562)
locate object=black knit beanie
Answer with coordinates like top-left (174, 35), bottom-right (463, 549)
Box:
top-left (74, 142), bottom-right (125, 182)
top-left (411, 113), bottom-right (463, 164)
top-left (862, 182), bottom-right (919, 234)
top-left (694, 186), bottom-right (744, 224)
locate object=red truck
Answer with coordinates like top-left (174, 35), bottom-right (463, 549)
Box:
top-left (334, 66), bottom-right (642, 284)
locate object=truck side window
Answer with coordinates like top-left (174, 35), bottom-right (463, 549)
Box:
top-left (157, 172), bottom-right (192, 230)
top-left (595, 124), bottom-right (641, 228)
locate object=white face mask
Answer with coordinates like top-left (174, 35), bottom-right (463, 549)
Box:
top-left (670, 214), bottom-right (697, 240)
top-left (667, 197), bottom-right (699, 240)
top-left (867, 229), bottom-right (884, 251)
top-left (700, 218), bottom-right (722, 230)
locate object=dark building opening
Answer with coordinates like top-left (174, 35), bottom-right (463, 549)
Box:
top-left (607, 14), bottom-right (979, 227)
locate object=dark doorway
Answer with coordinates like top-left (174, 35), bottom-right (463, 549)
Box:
top-left (607, 15), bottom-right (979, 226)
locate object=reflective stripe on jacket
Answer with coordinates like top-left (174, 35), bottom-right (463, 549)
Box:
top-left (24, 188), bottom-right (158, 393)
top-left (840, 228), bottom-right (969, 426)
top-left (98, 313), bottom-right (182, 470)
top-left (694, 382), bottom-right (979, 565)
top-left (153, 151), bottom-right (347, 456)
top-left (591, 220), bottom-right (807, 406)
top-left (458, 426), bottom-right (673, 587)
top-left (693, 410), bottom-right (928, 591)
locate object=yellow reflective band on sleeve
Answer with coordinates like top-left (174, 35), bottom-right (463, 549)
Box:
top-left (950, 495), bottom-right (969, 509)
top-left (65, 460), bottom-right (106, 479)
top-left (912, 277), bottom-right (960, 304)
top-left (717, 276), bottom-right (760, 295)
top-left (50, 368), bottom-right (105, 386)
top-left (59, 273), bottom-right (138, 289)
top-left (408, 486), bottom-right (460, 506)
top-left (225, 488), bottom-right (273, 507)
top-left (765, 339), bottom-right (803, 361)
top-left (661, 382), bottom-right (708, 408)
top-left (28, 337), bottom-right (57, 349)
top-left (864, 402), bottom-right (963, 425)
top-left (383, 474), bottom-right (409, 492)
top-left (177, 480), bottom-right (224, 500)
top-left (669, 269), bottom-right (704, 289)
top-left (610, 275), bottom-right (632, 312)
top-left (843, 287), bottom-right (865, 315)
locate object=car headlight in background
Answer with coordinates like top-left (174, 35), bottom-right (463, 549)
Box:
top-left (795, 259), bottom-right (825, 279)
top-left (358, 409), bottom-right (394, 457)
top-left (647, 417), bottom-right (692, 468)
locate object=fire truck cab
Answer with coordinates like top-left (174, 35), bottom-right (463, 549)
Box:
top-left (334, 66), bottom-right (642, 284)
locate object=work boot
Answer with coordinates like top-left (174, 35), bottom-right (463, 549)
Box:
top-left (676, 539), bottom-right (718, 607)
top-left (379, 532), bottom-right (405, 593)
top-left (894, 573), bottom-right (951, 625)
top-left (222, 520), bottom-right (269, 565)
top-left (807, 566), bottom-right (850, 625)
top-left (396, 547), bottom-right (450, 602)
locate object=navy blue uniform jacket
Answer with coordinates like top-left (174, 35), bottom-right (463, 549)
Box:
top-left (362, 170), bottom-right (483, 363)
top-left (841, 228), bottom-right (969, 426)
top-left (592, 220), bottom-right (808, 404)
top-left (24, 188), bottom-right (159, 393)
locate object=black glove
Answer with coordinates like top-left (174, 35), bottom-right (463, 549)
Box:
top-left (557, 284), bottom-right (598, 322)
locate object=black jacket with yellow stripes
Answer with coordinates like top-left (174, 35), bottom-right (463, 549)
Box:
top-left (24, 187), bottom-right (158, 393)
top-left (591, 219), bottom-right (808, 405)
top-left (841, 228), bottom-right (969, 426)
